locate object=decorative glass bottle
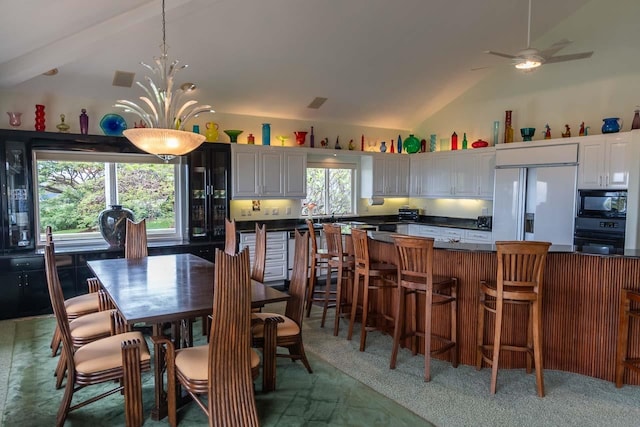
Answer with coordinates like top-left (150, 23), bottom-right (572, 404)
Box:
top-left (397, 134), bottom-right (402, 153)
top-left (98, 205), bottom-right (134, 248)
top-left (632, 108), bottom-right (640, 130)
top-left (451, 132), bottom-right (458, 150)
top-left (380, 141), bottom-right (387, 152)
top-left (493, 121), bottom-right (500, 145)
top-left (462, 132), bottom-right (468, 149)
top-left (79, 109), bottom-right (89, 134)
top-left (429, 134), bottom-right (437, 152)
top-left (262, 123), bottom-right (271, 146)
top-left (247, 133), bottom-right (255, 144)
top-left (35, 104), bottom-right (45, 131)
top-left (56, 114), bottom-right (70, 133)
top-left (504, 110), bottom-right (514, 143)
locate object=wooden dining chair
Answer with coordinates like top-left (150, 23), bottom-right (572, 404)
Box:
top-left (224, 218), bottom-right (237, 255)
top-left (252, 230), bottom-right (313, 391)
top-left (44, 233), bottom-right (151, 427)
top-left (153, 247), bottom-right (261, 427)
top-left (252, 223), bottom-right (266, 283)
top-left (45, 227), bottom-right (114, 389)
top-left (125, 218), bottom-right (148, 259)
top-left (305, 219), bottom-right (333, 318)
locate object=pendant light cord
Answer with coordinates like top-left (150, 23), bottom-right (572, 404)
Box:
top-left (526, 0), bottom-right (532, 48)
top-left (161, 0), bottom-right (167, 56)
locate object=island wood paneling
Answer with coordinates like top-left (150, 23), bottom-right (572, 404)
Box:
top-left (366, 239), bottom-right (640, 385)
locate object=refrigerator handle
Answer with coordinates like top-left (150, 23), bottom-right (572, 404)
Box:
top-left (524, 213), bottom-right (535, 234)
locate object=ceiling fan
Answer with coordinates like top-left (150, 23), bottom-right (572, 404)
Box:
top-left (485, 0), bottom-right (593, 70)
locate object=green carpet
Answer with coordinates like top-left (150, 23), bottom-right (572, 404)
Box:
top-left (0, 316), bottom-right (430, 426)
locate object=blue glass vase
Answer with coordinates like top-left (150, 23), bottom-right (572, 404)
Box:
top-left (262, 123), bottom-right (271, 145)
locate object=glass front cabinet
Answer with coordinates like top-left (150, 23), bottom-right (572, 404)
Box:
top-left (188, 143), bottom-right (231, 243)
top-left (1, 140), bottom-right (34, 252)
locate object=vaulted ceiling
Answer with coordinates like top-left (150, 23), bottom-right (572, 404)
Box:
top-left (0, 0), bottom-right (593, 130)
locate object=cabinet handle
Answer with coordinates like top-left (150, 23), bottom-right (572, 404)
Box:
top-left (606, 175), bottom-right (609, 186)
top-left (599, 175), bottom-right (602, 187)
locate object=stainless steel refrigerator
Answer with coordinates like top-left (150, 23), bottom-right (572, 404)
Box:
top-left (492, 165), bottom-right (577, 245)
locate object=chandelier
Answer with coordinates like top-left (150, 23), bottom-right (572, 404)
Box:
top-left (115, 0), bottom-right (213, 161)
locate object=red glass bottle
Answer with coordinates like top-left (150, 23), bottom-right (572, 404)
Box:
top-left (390, 139), bottom-right (395, 153)
top-left (451, 132), bottom-right (458, 150)
top-left (35, 104), bottom-right (45, 131)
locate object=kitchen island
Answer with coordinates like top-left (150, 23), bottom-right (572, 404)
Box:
top-left (361, 231), bottom-right (640, 386)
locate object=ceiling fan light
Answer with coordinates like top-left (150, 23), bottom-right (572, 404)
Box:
top-left (515, 59), bottom-right (542, 70)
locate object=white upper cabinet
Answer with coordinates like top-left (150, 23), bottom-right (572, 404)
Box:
top-left (361, 154), bottom-right (410, 197)
top-left (578, 134), bottom-right (629, 189)
top-left (412, 148), bottom-right (495, 199)
top-left (232, 145), bottom-right (307, 199)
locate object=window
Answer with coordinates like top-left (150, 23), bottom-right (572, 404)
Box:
top-left (33, 150), bottom-right (185, 245)
top-left (303, 161), bottom-right (356, 216)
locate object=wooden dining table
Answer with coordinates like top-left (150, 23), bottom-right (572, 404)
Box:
top-left (87, 252), bottom-right (290, 421)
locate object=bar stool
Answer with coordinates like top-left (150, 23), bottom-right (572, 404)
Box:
top-left (348, 228), bottom-right (397, 351)
top-left (476, 240), bottom-right (551, 397)
top-left (322, 223), bottom-right (355, 336)
top-left (616, 289), bottom-right (640, 387)
top-left (305, 219), bottom-right (334, 318)
top-left (390, 234), bottom-right (458, 382)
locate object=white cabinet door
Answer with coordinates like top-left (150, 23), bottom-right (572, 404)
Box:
top-left (578, 135), bottom-right (629, 189)
top-left (393, 156), bottom-right (410, 196)
top-left (232, 149), bottom-right (260, 198)
top-left (429, 153), bottom-right (454, 197)
top-left (260, 151), bottom-right (284, 197)
top-left (409, 154), bottom-right (430, 197)
top-left (605, 136), bottom-right (629, 189)
top-left (476, 148), bottom-right (496, 199)
top-left (452, 152), bottom-right (476, 197)
top-left (578, 141), bottom-right (606, 189)
top-left (284, 151), bottom-right (307, 198)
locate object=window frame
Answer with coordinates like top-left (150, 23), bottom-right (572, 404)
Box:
top-left (304, 160), bottom-right (357, 217)
top-left (32, 149), bottom-right (187, 248)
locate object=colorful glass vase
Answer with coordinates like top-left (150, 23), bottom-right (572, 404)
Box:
top-left (429, 134), bottom-right (437, 152)
top-left (7, 112), bottom-right (22, 127)
top-left (380, 141), bottom-right (387, 152)
top-left (451, 132), bottom-right (458, 150)
top-left (294, 131), bottom-right (308, 145)
top-left (35, 104), bottom-right (45, 131)
top-left (262, 123), bottom-right (271, 146)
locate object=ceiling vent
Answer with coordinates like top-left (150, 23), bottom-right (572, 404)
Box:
top-left (307, 97), bottom-right (328, 109)
top-left (112, 70), bottom-right (136, 88)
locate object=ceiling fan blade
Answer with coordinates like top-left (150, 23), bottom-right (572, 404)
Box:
top-left (544, 51), bottom-right (593, 64)
top-left (484, 50), bottom-right (517, 59)
top-left (470, 66), bottom-right (492, 72)
top-left (539, 39), bottom-right (572, 58)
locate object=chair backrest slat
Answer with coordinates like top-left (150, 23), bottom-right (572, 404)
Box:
top-left (351, 228), bottom-right (370, 270)
top-left (251, 223), bottom-right (266, 282)
top-left (392, 234), bottom-right (434, 287)
top-left (323, 224), bottom-right (344, 258)
top-left (225, 218), bottom-right (237, 255)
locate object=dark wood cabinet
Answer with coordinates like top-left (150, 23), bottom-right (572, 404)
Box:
top-left (1, 139), bottom-right (34, 252)
top-left (188, 144), bottom-right (231, 244)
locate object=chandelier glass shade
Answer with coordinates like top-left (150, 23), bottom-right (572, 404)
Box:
top-left (115, 0), bottom-right (212, 161)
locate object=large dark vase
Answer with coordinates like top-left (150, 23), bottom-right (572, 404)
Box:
top-left (98, 205), bottom-right (134, 248)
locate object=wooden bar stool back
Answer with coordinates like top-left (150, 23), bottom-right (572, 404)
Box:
top-left (251, 223), bottom-right (267, 283)
top-left (616, 289), bottom-right (640, 387)
top-left (476, 240), bottom-right (551, 397)
top-left (348, 228), bottom-right (397, 351)
top-left (390, 234), bottom-right (458, 381)
top-left (305, 219), bottom-right (333, 318)
top-left (322, 224), bottom-right (355, 336)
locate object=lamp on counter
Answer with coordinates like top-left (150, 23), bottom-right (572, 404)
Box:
top-left (115, 0), bottom-right (213, 161)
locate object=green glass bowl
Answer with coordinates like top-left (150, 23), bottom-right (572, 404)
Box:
top-left (223, 129), bottom-right (243, 143)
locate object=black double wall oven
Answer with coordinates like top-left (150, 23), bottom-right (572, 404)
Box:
top-left (574, 190), bottom-right (627, 255)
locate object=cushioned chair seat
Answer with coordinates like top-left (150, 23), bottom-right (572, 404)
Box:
top-left (69, 310), bottom-right (113, 340)
top-left (252, 312), bottom-right (300, 338)
top-left (75, 331), bottom-right (151, 374)
top-left (175, 344), bottom-right (261, 381)
top-left (64, 293), bottom-right (99, 316)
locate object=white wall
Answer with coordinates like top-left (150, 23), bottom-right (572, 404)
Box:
top-left (414, 0), bottom-right (640, 144)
